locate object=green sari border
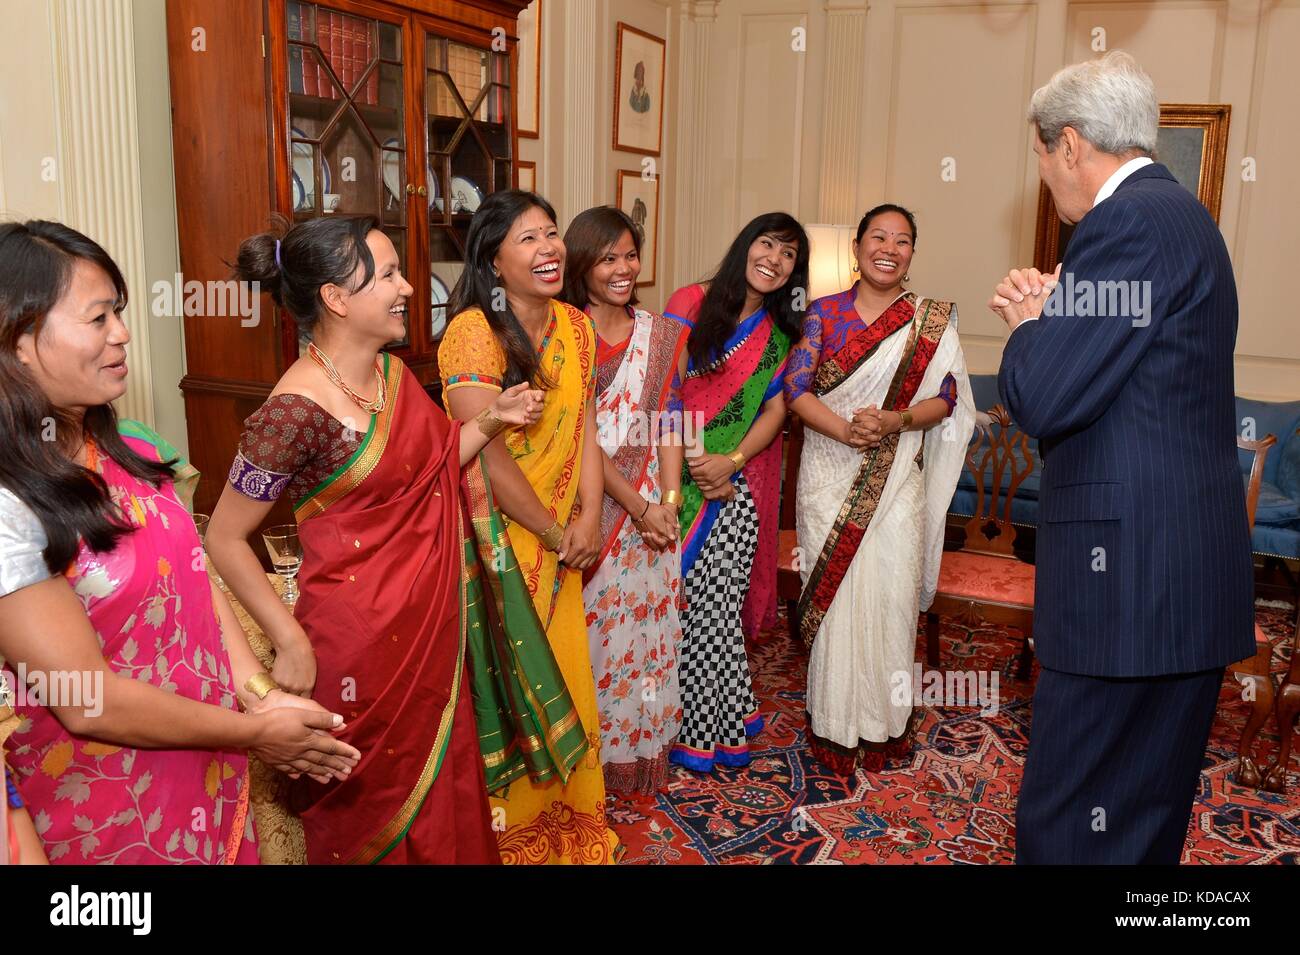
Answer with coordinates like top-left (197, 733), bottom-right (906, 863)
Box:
top-left (294, 353), bottom-right (393, 522)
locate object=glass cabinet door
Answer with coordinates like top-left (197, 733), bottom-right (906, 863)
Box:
top-left (285, 1), bottom-right (411, 345)
top-left (423, 34), bottom-right (513, 341)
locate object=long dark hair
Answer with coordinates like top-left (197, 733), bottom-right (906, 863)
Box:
top-left (559, 206), bottom-right (641, 311)
top-left (688, 212), bottom-right (809, 368)
top-left (0, 220), bottom-right (174, 574)
top-left (856, 202), bottom-right (918, 244)
top-left (447, 189), bottom-right (560, 389)
top-left (232, 213), bottom-right (379, 337)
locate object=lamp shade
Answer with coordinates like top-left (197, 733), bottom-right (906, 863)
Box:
top-left (805, 223), bottom-right (857, 302)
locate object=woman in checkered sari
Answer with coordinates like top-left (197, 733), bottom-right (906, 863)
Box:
top-left (663, 213), bottom-right (808, 773)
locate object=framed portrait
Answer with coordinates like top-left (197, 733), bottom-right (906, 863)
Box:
top-left (516, 0), bottom-right (542, 138)
top-left (516, 159), bottom-right (536, 192)
top-left (617, 169), bottom-right (660, 286)
top-left (613, 22), bottom-right (665, 156)
top-left (1033, 103), bottom-right (1231, 271)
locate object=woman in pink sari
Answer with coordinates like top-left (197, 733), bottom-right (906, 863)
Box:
top-left (0, 220), bottom-right (359, 864)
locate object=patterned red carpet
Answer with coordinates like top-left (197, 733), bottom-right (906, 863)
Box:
top-left (606, 601), bottom-right (1300, 864)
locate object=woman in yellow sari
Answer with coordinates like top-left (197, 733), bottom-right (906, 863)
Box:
top-left (438, 190), bottom-right (620, 864)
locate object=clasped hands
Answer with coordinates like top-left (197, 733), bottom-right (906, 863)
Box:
top-left (987, 263), bottom-right (1062, 330)
top-left (687, 453), bottom-right (737, 503)
top-left (842, 404), bottom-right (902, 452)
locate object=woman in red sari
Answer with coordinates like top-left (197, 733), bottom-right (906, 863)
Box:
top-left (210, 215), bottom-right (543, 864)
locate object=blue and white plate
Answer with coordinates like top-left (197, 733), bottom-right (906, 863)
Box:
top-left (291, 126), bottom-right (332, 211)
top-left (450, 176), bottom-right (484, 213)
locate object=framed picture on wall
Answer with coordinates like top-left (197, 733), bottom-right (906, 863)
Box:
top-left (1033, 103), bottom-right (1231, 271)
top-left (516, 160), bottom-right (536, 192)
top-left (617, 169), bottom-right (660, 286)
top-left (517, 0), bottom-right (542, 138)
top-left (613, 22), bottom-right (665, 156)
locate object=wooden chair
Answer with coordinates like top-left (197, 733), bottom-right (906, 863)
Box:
top-left (925, 405), bottom-right (1037, 677)
top-left (776, 419), bottom-right (805, 641)
top-left (1230, 433), bottom-right (1291, 790)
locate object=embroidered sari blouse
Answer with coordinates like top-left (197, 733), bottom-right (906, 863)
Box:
top-left (784, 286), bottom-right (957, 412)
top-left (229, 395), bottom-right (362, 505)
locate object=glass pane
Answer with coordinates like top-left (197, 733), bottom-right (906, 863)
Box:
top-left (380, 146), bottom-right (406, 226)
top-left (427, 71), bottom-right (469, 123)
top-left (449, 133), bottom-right (490, 214)
top-left (321, 107), bottom-right (392, 219)
top-left (494, 159), bottom-right (512, 195)
top-left (378, 21), bottom-right (400, 62)
top-left (447, 42), bottom-right (488, 120)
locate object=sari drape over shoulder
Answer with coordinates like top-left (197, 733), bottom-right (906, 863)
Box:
top-left (582, 308), bottom-right (686, 794)
top-left (439, 301), bottom-right (621, 864)
top-left (791, 289), bottom-right (976, 750)
top-left (4, 422), bottom-right (256, 864)
top-left (276, 355), bottom-right (498, 864)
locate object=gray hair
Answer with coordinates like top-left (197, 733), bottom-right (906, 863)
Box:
top-left (1027, 50), bottom-right (1158, 155)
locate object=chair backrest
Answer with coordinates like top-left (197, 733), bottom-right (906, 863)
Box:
top-left (780, 417), bottom-right (804, 531)
top-left (960, 404), bottom-right (1035, 557)
top-left (1238, 433), bottom-right (1276, 532)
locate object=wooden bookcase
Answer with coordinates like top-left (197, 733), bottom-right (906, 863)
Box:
top-left (166, 0), bottom-right (528, 517)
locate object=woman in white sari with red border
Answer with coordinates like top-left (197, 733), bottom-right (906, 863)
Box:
top-left (785, 205), bottom-right (975, 776)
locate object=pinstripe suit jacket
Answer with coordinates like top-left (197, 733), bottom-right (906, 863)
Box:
top-left (998, 163), bottom-right (1255, 677)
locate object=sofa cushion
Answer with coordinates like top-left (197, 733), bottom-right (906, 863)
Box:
top-left (1251, 479), bottom-right (1300, 525)
top-left (1251, 521), bottom-right (1300, 560)
top-left (1236, 397), bottom-right (1300, 487)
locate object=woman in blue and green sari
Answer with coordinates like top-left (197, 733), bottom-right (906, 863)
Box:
top-left (663, 212), bottom-right (809, 772)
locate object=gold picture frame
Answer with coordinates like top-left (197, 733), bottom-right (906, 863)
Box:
top-left (613, 22), bottom-right (665, 156)
top-left (616, 169), bottom-right (660, 286)
top-left (1033, 103), bottom-right (1231, 271)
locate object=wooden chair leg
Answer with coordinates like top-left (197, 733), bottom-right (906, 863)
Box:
top-left (786, 600), bottom-right (798, 643)
top-left (1231, 650), bottom-right (1275, 789)
top-left (1263, 673), bottom-right (1299, 793)
top-left (925, 612), bottom-right (941, 669)
top-left (1016, 622), bottom-right (1035, 681)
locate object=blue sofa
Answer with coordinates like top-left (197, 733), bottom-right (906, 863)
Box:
top-left (947, 374), bottom-right (1300, 560)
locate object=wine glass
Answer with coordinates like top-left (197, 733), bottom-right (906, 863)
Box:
top-left (192, 513), bottom-right (225, 588)
top-left (262, 524), bottom-right (303, 607)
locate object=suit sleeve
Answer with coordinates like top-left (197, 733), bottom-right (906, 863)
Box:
top-left (998, 197), bottom-right (1167, 439)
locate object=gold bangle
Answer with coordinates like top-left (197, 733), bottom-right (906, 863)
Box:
top-left (244, 672), bottom-right (280, 701)
top-left (726, 449), bottom-right (746, 472)
top-left (662, 489), bottom-right (682, 509)
top-left (899, 409), bottom-right (914, 432)
top-left (475, 405), bottom-right (506, 439)
top-left (539, 521), bottom-right (565, 552)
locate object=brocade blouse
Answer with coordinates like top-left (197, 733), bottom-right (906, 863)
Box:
top-left (228, 394), bottom-right (362, 504)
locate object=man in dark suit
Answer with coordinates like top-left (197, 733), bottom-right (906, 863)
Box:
top-left (989, 51), bottom-right (1255, 864)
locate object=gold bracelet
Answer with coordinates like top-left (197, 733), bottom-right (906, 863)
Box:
top-left (899, 409), bottom-right (914, 432)
top-left (539, 521), bottom-right (565, 552)
top-left (244, 672), bottom-right (280, 701)
top-left (475, 405), bottom-right (507, 439)
top-left (727, 449), bottom-right (746, 472)
top-left (662, 488), bottom-right (682, 509)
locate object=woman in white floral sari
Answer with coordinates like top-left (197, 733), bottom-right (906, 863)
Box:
top-left (561, 207), bottom-right (686, 796)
